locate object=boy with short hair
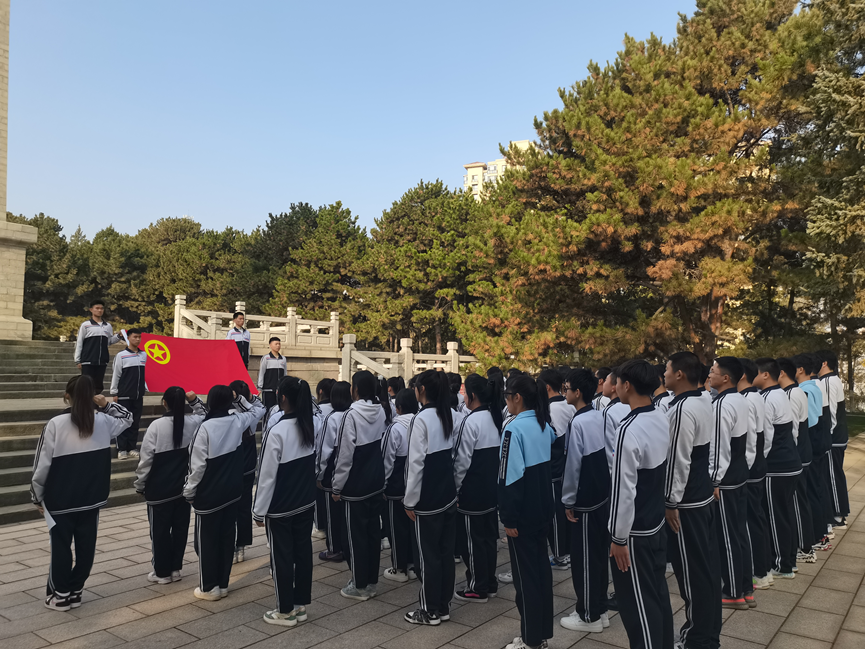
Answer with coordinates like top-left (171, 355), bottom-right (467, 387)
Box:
top-left (258, 337), bottom-right (287, 411)
top-left (816, 350), bottom-right (849, 528)
top-left (602, 367), bottom-right (630, 472)
top-left (651, 364), bottom-right (672, 412)
top-left (74, 299), bottom-right (122, 393)
top-left (110, 328), bottom-right (147, 458)
top-left (592, 368), bottom-right (611, 411)
top-left (226, 312), bottom-right (251, 368)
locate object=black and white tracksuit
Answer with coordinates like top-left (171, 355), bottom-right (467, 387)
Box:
top-left (236, 398), bottom-right (261, 549)
top-left (652, 391), bottom-right (672, 413)
top-left (74, 319), bottom-right (122, 392)
top-left (312, 402), bottom-right (333, 536)
top-left (561, 405), bottom-right (609, 624)
top-left (226, 327), bottom-right (251, 367)
top-left (804, 379), bottom-right (834, 542)
top-left (257, 353), bottom-right (287, 411)
top-left (134, 398), bottom-right (206, 578)
top-left (741, 386), bottom-right (769, 584)
top-left (548, 396), bottom-right (576, 559)
top-left (785, 384), bottom-right (815, 550)
top-left (762, 385), bottom-right (801, 574)
top-left (711, 388), bottom-right (750, 600)
top-left (609, 405), bottom-right (674, 649)
top-left (405, 406), bottom-right (458, 615)
top-left (664, 391), bottom-right (721, 649)
top-left (332, 400), bottom-right (387, 589)
top-left (603, 398), bottom-right (631, 473)
top-left (253, 413), bottom-right (317, 614)
top-left (316, 407), bottom-right (345, 554)
top-left (382, 413), bottom-right (413, 572)
top-left (31, 403), bottom-right (133, 598)
top-left (183, 396), bottom-right (265, 593)
top-left (110, 347), bottom-right (148, 452)
top-left (822, 373), bottom-right (849, 521)
top-left (453, 407), bottom-right (501, 597)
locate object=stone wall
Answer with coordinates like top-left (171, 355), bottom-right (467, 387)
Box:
top-left (248, 355), bottom-right (341, 389)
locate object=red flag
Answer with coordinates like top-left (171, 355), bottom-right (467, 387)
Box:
top-left (141, 334), bottom-right (258, 396)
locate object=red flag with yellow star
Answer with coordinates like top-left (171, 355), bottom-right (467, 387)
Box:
top-left (141, 333), bottom-right (258, 395)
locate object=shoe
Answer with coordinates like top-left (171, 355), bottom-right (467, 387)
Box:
top-left (381, 537), bottom-right (391, 550)
top-left (560, 614), bottom-right (603, 632)
top-left (365, 584), bottom-right (378, 598)
top-left (438, 610), bottom-right (450, 621)
top-left (69, 591), bottom-right (82, 609)
top-left (44, 594), bottom-right (72, 611)
top-left (263, 609), bottom-right (298, 627)
top-left (455, 589), bottom-right (488, 603)
top-left (550, 555), bottom-right (570, 571)
top-left (601, 612), bottom-right (610, 628)
top-left (296, 606), bottom-right (307, 622)
top-left (404, 609), bottom-right (441, 626)
top-left (382, 568), bottom-right (409, 583)
top-left (311, 527), bottom-right (327, 540)
top-left (826, 530), bottom-right (836, 540)
top-left (233, 546), bottom-right (245, 563)
top-left (172, 570), bottom-right (182, 582)
top-left (506, 637), bottom-right (548, 649)
top-left (797, 550), bottom-right (817, 564)
top-left (752, 575), bottom-right (772, 590)
top-left (117, 451), bottom-right (128, 459)
top-left (194, 586), bottom-right (222, 601)
top-left (767, 573), bottom-right (775, 584)
top-left (792, 565), bottom-right (799, 573)
top-left (454, 555), bottom-right (462, 564)
top-left (498, 570), bottom-right (513, 584)
top-left (745, 594), bottom-right (756, 608)
top-left (813, 536), bottom-right (832, 551)
top-left (147, 571), bottom-right (172, 585)
top-left (722, 597), bottom-right (749, 610)
top-left (770, 569), bottom-right (795, 579)
top-left (220, 587), bottom-right (229, 598)
top-left (340, 582), bottom-right (370, 601)
top-left (407, 567), bottom-right (418, 580)
top-left (605, 593), bottom-right (618, 612)
top-left (665, 562), bottom-right (674, 574)
top-left (833, 518), bottom-right (848, 530)
top-left (319, 550), bottom-right (344, 562)
top-left (129, 450), bottom-right (140, 458)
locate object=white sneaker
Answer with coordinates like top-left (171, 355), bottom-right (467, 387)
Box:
top-left (194, 586), bottom-right (222, 601)
top-left (311, 527), bottom-right (327, 540)
top-left (797, 550), bottom-right (817, 564)
top-left (381, 537), bottom-right (391, 550)
top-left (44, 594), bottom-right (72, 611)
top-left (220, 587), bottom-right (229, 598)
top-left (407, 567), bottom-right (418, 580)
top-left (117, 451), bottom-right (128, 459)
top-left (665, 562), bottom-right (674, 574)
top-left (601, 612), bottom-right (610, 628)
top-left (770, 569), bottom-right (795, 579)
top-left (171, 570), bottom-right (182, 582)
top-left (752, 575), bottom-right (772, 590)
top-left (340, 581), bottom-right (370, 601)
top-left (234, 546), bottom-right (245, 563)
top-left (455, 555), bottom-right (462, 564)
top-left (506, 637), bottom-right (548, 649)
top-left (498, 570), bottom-right (513, 584)
top-left (129, 450), bottom-right (140, 458)
top-left (382, 567), bottom-right (408, 583)
top-left (262, 608), bottom-right (298, 627)
top-left (560, 615), bottom-right (603, 632)
top-left (147, 571), bottom-right (172, 585)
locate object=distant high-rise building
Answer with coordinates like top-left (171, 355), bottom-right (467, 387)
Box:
top-left (463, 139), bottom-right (532, 200)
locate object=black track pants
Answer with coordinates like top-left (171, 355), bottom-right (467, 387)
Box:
top-left (765, 474), bottom-right (798, 573)
top-left (829, 446), bottom-right (850, 519)
top-left (266, 508), bottom-right (314, 613)
top-left (195, 502), bottom-right (238, 592)
top-left (388, 499), bottom-right (413, 572)
top-left (547, 480), bottom-right (569, 559)
top-left (342, 497), bottom-right (381, 588)
top-left (414, 504), bottom-right (457, 615)
top-left (508, 527), bottom-right (554, 647)
top-left (808, 453), bottom-right (834, 540)
top-left (457, 510), bottom-right (498, 596)
top-left (235, 472), bottom-right (255, 548)
top-left (746, 479), bottom-right (769, 580)
top-left (47, 508), bottom-right (100, 597)
top-left (716, 487), bottom-right (747, 599)
top-left (794, 465), bottom-right (815, 551)
top-left (81, 364), bottom-right (107, 394)
top-left (116, 397), bottom-right (142, 452)
top-left (148, 499), bottom-right (190, 578)
top-left (569, 503), bottom-right (609, 623)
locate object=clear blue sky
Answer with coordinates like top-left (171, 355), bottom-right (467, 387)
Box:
top-left (7, 0), bottom-right (695, 237)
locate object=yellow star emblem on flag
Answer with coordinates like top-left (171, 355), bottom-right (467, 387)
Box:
top-left (144, 340), bottom-right (171, 365)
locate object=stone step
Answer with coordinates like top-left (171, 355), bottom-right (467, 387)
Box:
top-left (0, 471), bottom-right (139, 507)
top-left (0, 402), bottom-right (164, 423)
top-left (0, 487), bottom-right (142, 526)
top-left (0, 340), bottom-right (76, 348)
top-left (0, 381), bottom-right (69, 392)
top-left (0, 373), bottom-right (78, 384)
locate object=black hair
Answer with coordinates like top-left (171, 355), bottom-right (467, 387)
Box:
top-left (447, 372), bottom-right (462, 409)
top-left (395, 388), bottom-right (419, 416)
top-left (700, 363), bottom-right (711, 385)
top-left (89, 299), bottom-right (105, 308)
top-left (714, 356), bottom-right (744, 385)
top-left (609, 366), bottom-right (621, 383)
top-left (565, 368), bottom-right (596, 407)
top-left (791, 354), bottom-right (816, 377)
top-left (668, 352), bottom-right (702, 386)
top-left (595, 367), bottom-right (612, 383)
top-left (777, 357), bottom-right (797, 382)
top-left (739, 358), bottom-right (758, 384)
top-left (653, 363), bottom-right (666, 386)
top-left (617, 359), bottom-right (660, 396)
top-left (126, 328), bottom-right (143, 336)
top-left (506, 374), bottom-right (550, 429)
top-left (407, 375), bottom-right (418, 390)
top-left (376, 376), bottom-right (393, 424)
top-left (755, 357), bottom-right (781, 382)
top-left (506, 368), bottom-right (522, 380)
top-left (66, 375), bottom-right (95, 438)
top-left (464, 372), bottom-right (505, 431)
top-left (277, 376), bottom-right (315, 448)
top-left (487, 366), bottom-right (502, 379)
top-left (387, 376), bottom-right (406, 397)
top-left (316, 378), bottom-right (335, 403)
top-left (233, 311), bottom-right (244, 320)
top-left (205, 385), bottom-right (234, 420)
top-left (415, 369), bottom-right (454, 438)
top-left (538, 368), bottom-right (563, 393)
top-left (229, 379), bottom-right (251, 401)
top-left (815, 349), bottom-right (838, 372)
top-left (330, 381), bottom-right (352, 411)
top-left (353, 370), bottom-right (392, 424)
top-left (163, 386), bottom-right (187, 449)
top-left (269, 336), bottom-right (281, 344)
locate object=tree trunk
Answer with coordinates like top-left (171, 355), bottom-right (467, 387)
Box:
top-left (785, 288), bottom-right (795, 336)
top-left (699, 290), bottom-right (725, 363)
top-left (435, 321), bottom-right (442, 355)
top-left (845, 331), bottom-right (855, 393)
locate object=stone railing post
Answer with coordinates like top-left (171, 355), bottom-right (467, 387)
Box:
top-left (400, 338), bottom-right (414, 381)
top-left (286, 307), bottom-right (297, 347)
top-left (173, 295), bottom-right (187, 338)
top-left (447, 342), bottom-right (460, 373)
top-left (341, 334), bottom-right (357, 382)
top-left (330, 312), bottom-right (340, 349)
top-left (208, 316), bottom-right (220, 341)
top-left (234, 301), bottom-right (246, 317)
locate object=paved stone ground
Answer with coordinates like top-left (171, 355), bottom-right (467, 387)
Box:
top-left (2, 440), bottom-right (865, 649)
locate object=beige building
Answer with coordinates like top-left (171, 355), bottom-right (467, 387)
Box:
top-left (463, 139), bottom-right (532, 199)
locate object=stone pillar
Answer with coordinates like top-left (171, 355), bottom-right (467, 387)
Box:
top-left (400, 338), bottom-right (414, 382)
top-left (234, 301), bottom-right (245, 316)
top-left (341, 334), bottom-right (356, 382)
top-left (173, 295), bottom-right (187, 337)
top-left (0, 1), bottom-right (38, 342)
top-left (208, 316), bottom-right (220, 341)
top-left (447, 341), bottom-right (460, 373)
top-left (330, 311), bottom-right (340, 349)
top-left (286, 307), bottom-right (297, 348)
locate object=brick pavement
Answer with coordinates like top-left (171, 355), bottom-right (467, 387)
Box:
top-left (2, 439), bottom-right (865, 649)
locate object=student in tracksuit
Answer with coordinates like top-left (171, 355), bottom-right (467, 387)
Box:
top-left (331, 371), bottom-right (389, 601)
top-left (592, 367), bottom-right (611, 411)
top-left (31, 375), bottom-right (133, 611)
top-left (559, 368), bottom-right (610, 633)
top-left (257, 337), bottom-right (287, 411)
top-left (709, 357), bottom-right (751, 610)
top-left (754, 359), bottom-right (802, 578)
top-left (183, 386), bottom-right (265, 600)
top-left (452, 373), bottom-right (505, 602)
top-left (382, 389), bottom-right (419, 582)
top-left (663, 353), bottom-right (722, 649)
top-left (226, 312), bottom-right (251, 368)
top-left (316, 381), bottom-right (352, 562)
top-left (110, 328), bottom-right (147, 457)
top-left (608, 360), bottom-right (674, 649)
top-left (738, 358), bottom-right (769, 598)
top-left (778, 358), bottom-right (815, 564)
top-left (652, 364), bottom-right (673, 413)
top-left (229, 380), bottom-right (258, 564)
top-left (497, 374), bottom-right (556, 649)
top-left (602, 368), bottom-right (631, 472)
top-left (134, 388), bottom-right (205, 584)
top-left (402, 370), bottom-right (457, 625)
top-left (312, 378), bottom-right (335, 540)
top-left (74, 299), bottom-right (122, 394)
top-left (817, 350), bottom-right (849, 528)
top-left (253, 376), bottom-right (317, 627)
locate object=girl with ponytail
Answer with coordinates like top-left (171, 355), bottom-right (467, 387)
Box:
top-left (315, 381), bottom-right (352, 562)
top-left (402, 370), bottom-right (457, 626)
top-left (134, 387), bottom-right (206, 585)
top-left (452, 373), bottom-right (505, 602)
top-left (498, 374), bottom-right (556, 649)
top-left (229, 380), bottom-right (257, 564)
top-left (32, 375), bottom-right (134, 611)
top-left (253, 376), bottom-right (317, 627)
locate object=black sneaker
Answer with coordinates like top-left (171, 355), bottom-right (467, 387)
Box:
top-left (69, 591), bottom-right (82, 609)
top-left (405, 609), bottom-right (441, 626)
top-left (454, 589), bottom-right (488, 603)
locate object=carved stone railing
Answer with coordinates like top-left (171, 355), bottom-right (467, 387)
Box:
top-left (340, 337), bottom-right (476, 381)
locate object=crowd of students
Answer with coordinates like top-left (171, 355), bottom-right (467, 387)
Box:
top-left (35, 304), bottom-right (851, 649)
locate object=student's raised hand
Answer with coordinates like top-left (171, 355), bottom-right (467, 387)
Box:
top-left (565, 509), bottom-right (578, 524)
top-left (93, 394), bottom-right (109, 409)
top-left (505, 527), bottom-right (519, 538)
top-left (665, 509), bottom-right (680, 534)
top-left (186, 391), bottom-right (197, 401)
top-left (610, 542), bottom-right (630, 572)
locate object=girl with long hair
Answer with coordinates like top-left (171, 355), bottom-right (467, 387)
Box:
top-left (134, 387), bottom-right (206, 584)
top-left (229, 380), bottom-right (257, 564)
top-left (316, 381), bottom-right (352, 562)
top-left (31, 375), bottom-right (134, 610)
top-left (312, 378), bottom-right (336, 540)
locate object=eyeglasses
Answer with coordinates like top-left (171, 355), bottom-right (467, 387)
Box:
top-left (503, 391), bottom-right (516, 398)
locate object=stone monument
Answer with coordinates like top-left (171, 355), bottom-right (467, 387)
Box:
top-left (0, 0), bottom-right (38, 341)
